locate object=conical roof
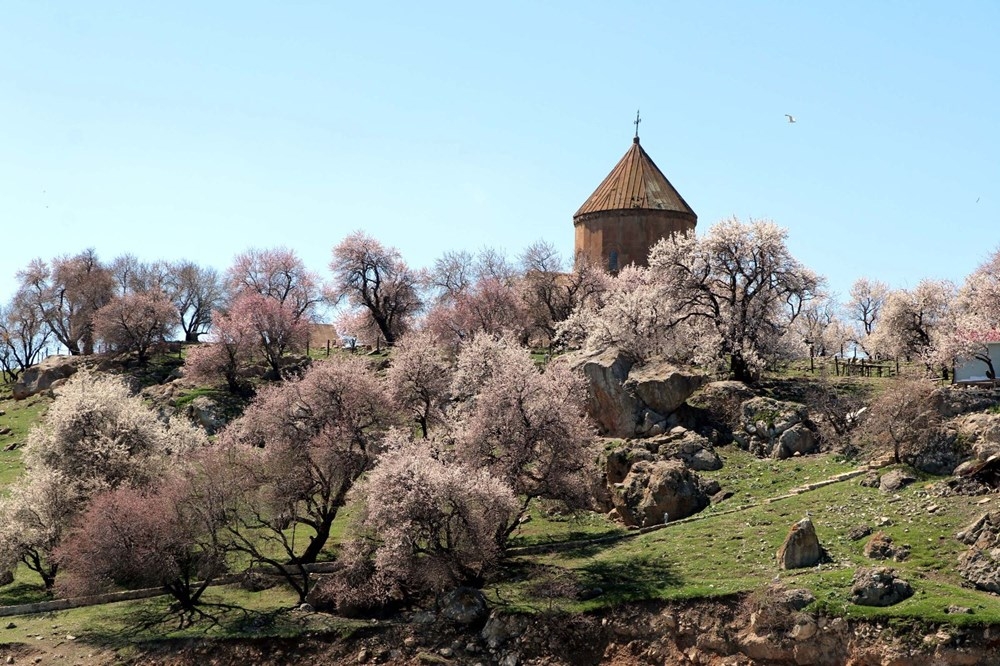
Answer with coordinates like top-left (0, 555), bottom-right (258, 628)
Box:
top-left (574, 137), bottom-right (695, 219)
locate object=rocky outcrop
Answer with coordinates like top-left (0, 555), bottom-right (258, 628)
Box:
top-left (952, 412), bottom-right (1000, 460)
top-left (186, 395), bottom-right (228, 434)
top-left (610, 459), bottom-right (716, 527)
top-left (776, 517), bottom-right (822, 569)
top-left (603, 428), bottom-right (722, 486)
top-left (956, 511), bottom-right (1000, 593)
top-left (850, 567), bottom-right (913, 607)
top-left (12, 355), bottom-right (81, 400)
top-left (570, 349), bottom-right (708, 438)
top-left (733, 396), bottom-right (820, 459)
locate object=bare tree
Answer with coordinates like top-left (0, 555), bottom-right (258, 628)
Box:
top-left (0, 291), bottom-right (51, 381)
top-left (167, 261), bottom-right (223, 343)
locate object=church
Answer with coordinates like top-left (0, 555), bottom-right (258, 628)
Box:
top-left (574, 124), bottom-right (697, 272)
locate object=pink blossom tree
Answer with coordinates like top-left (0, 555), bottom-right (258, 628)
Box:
top-left (646, 218), bottom-right (822, 381)
top-left (0, 468), bottom-right (80, 589)
top-left (1, 371), bottom-right (206, 588)
top-left (226, 247), bottom-right (323, 321)
top-left (184, 292), bottom-right (309, 390)
top-left (386, 330), bottom-right (453, 438)
top-left (54, 477), bottom-right (228, 624)
top-left (92, 289), bottom-right (179, 364)
top-left (15, 249), bottom-right (115, 355)
top-left (328, 432), bottom-right (518, 609)
top-left (868, 279), bottom-right (955, 364)
top-left (329, 231), bottom-right (422, 345)
top-left (426, 277), bottom-right (529, 350)
top-left (937, 248), bottom-right (1000, 378)
top-left (217, 355), bottom-right (395, 564)
top-left (452, 335), bottom-right (596, 543)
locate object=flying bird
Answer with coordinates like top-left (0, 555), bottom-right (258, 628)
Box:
top-left (785, 114), bottom-right (796, 123)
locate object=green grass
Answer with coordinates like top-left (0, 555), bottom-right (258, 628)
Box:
top-left (0, 584), bottom-right (366, 656)
top-left (0, 392), bottom-right (50, 491)
top-left (496, 450), bottom-right (1000, 627)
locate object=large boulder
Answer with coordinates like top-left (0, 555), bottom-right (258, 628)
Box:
top-left (878, 469), bottom-right (916, 493)
top-left (610, 459), bottom-right (715, 527)
top-left (735, 397), bottom-right (819, 459)
top-left (776, 517), bottom-right (822, 569)
top-left (439, 587), bottom-right (489, 626)
top-left (570, 350), bottom-right (709, 438)
top-left (850, 567), bottom-right (913, 607)
top-left (571, 349), bottom-right (641, 437)
top-left (12, 355), bottom-right (81, 400)
top-left (952, 412), bottom-right (1000, 460)
top-left (623, 358), bottom-right (709, 422)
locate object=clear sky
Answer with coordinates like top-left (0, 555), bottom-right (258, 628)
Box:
top-left (2, 1), bottom-right (998, 307)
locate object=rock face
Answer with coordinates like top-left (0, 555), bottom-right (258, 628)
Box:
top-left (878, 469), bottom-right (916, 493)
top-left (610, 459), bottom-right (716, 527)
top-left (570, 349), bottom-right (708, 438)
top-left (850, 567), bottom-right (913, 607)
top-left (956, 512), bottom-right (1000, 593)
top-left (734, 397), bottom-right (819, 459)
top-left (604, 429), bottom-right (722, 486)
top-left (953, 412), bottom-right (1000, 460)
top-left (12, 355), bottom-right (81, 400)
top-left (776, 518), bottom-right (822, 569)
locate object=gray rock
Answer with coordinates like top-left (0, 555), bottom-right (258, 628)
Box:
top-left (774, 424), bottom-right (818, 459)
top-left (0, 569), bottom-right (13, 587)
top-left (879, 469), bottom-right (917, 493)
top-left (12, 355), bottom-right (80, 400)
top-left (186, 395), bottom-right (228, 434)
top-left (624, 358), bottom-right (709, 419)
top-left (571, 349), bottom-right (640, 437)
top-left (439, 587), bottom-right (489, 626)
top-left (776, 517), bottom-right (822, 570)
top-left (850, 567), bottom-right (913, 606)
top-left (611, 459), bottom-right (712, 527)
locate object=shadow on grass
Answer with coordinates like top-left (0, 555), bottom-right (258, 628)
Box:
top-left (0, 582), bottom-right (50, 606)
top-left (577, 552), bottom-right (682, 603)
top-left (507, 526), bottom-right (626, 549)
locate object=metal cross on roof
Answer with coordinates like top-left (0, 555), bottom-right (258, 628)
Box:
top-left (634, 109), bottom-right (641, 138)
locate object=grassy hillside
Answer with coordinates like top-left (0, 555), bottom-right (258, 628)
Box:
top-left (3, 363), bottom-right (1000, 663)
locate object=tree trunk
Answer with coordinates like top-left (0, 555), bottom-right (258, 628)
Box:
top-left (294, 518), bottom-right (332, 564)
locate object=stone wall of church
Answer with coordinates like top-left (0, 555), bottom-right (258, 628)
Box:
top-left (574, 209), bottom-right (696, 271)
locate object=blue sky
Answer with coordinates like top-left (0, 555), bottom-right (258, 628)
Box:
top-left (2, 2), bottom-right (998, 307)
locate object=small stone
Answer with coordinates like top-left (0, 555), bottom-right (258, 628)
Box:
top-left (439, 647), bottom-right (453, 657)
top-left (404, 636), bottom-right (418, 648)
top-left (5, 622), bottom-right (15, 629)
top-left (945, 605), bottom-right (973, 615)
top-left (356, 647), bottom-right (369, 663)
